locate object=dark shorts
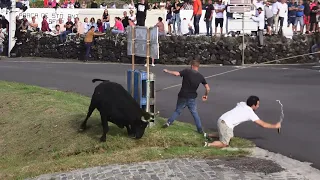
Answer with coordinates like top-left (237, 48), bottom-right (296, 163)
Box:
top-left (215, 18), bottom-right (223, 28)
top-left (288, 16), bottom-right (296, 25)
top-left (266, 17), bottom-right (273, 26)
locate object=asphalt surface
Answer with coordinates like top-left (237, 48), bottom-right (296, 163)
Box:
top-left (1, 57), bottom-right (320, 169)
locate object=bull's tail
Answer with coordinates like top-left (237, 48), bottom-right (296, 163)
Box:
top-left (92, 79), bottom-right (110, 83)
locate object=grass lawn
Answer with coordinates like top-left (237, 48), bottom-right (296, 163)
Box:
top-left (0, 81), bottom-right (255, 180)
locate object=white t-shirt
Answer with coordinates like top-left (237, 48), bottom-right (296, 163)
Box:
top-left (278, 2), bottom-right (288, 18)
top-left (272, 1), bottom-right (280, 15)
top-left (215, 4), bottom-right (225, 19)
top-left (219, 102), bottom-right (260, 129)
top-left (181, 19), bottom-right (190, 34)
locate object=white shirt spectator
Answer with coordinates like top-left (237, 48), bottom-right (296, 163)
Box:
top-left (215, 4), bottom-right (226, 19)
top-left (219, 102), bottom-right (260, 129)
top-left (251, 11), bottom-right (265, 30)
top-left (254, 1), bottom-right (264, 15)
top-left (278, 2), bottom-right (288, 18)
top-left (83, 22), bottom-right (90, 33)
top-left (129, 15), bottom-right (136, 24)
top-left (272, 1), bottom-right (280, 15)
top-left (181, 19), bottom-right (190, 34)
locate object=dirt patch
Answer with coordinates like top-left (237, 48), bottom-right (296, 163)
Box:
top-left (207, 157), bottom-right (285, 174)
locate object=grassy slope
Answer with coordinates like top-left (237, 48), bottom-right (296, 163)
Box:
top-left (0, 81), bottom-right (254, 180)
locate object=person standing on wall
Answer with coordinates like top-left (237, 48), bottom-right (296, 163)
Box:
top-left (162, 60), bottom-right (210, 134)
top-left (191, 0), bottom-right (202, 35)
top-left (131, 0), bottom-right (149, 26)
top-left (204, 0), bottom-right (214, 36)
top-left (277, 0), bottom-right (288, 35)
top-left (251, 7), bottom-right (265, 47)
top-left (171, 0), bottom-right (183, 35)
top-left (214, 0), bottom-right (225, 36)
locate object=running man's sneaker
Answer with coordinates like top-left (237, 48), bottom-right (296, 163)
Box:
top-left (162, 122), bottom-right (170, 128)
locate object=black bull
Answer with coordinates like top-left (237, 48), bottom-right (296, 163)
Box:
top-left (79, 79), bottom-right (151, 142)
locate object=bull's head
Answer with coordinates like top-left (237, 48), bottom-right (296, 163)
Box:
top-left (135, 111), bottom-right (159, 139)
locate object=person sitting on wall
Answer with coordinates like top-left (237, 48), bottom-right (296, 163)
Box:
top-left (53, 24), bottom-right (61, 35)
top-left (28, 16), bottom-right (39, 32)
top-left (111, 17), bottom-right (125, 34)
top-left (60, 16), bottom-right (74, 43)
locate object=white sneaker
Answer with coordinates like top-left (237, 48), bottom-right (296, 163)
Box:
top-left (144, 64), bottom-right (147, 67)
top-left (151, 63), bottom-right (155, 67)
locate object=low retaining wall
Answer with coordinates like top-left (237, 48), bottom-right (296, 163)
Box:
top-left (7, 32), bottom-right (320, 65)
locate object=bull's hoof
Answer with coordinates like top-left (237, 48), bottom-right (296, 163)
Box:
top-left (100, 136), bottom-right (106, 142)
top-left (78, 125), bottom-right (86, 132)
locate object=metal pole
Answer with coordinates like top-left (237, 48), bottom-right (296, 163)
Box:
top-left (131, 26), bottom-right (135, 97)
top-left (8, 0), bottom-right (17, 57)
top-left (146, 28), bottom-right (150, 113)
top-left (242, 13), bottom-right (245, 65)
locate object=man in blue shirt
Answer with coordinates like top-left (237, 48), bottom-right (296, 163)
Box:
top-left (295, 0), bottom-right (305, 33)
top-left (288, 0), bottom-right (298, 33)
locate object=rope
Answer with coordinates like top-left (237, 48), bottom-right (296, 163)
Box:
top-left (156, 51), bottom-right (320, 92)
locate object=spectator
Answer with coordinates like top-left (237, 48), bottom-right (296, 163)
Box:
top-left (91, 0), bottom-right (98, 8)
top-left (83, 17), bottom-right (90, 33)
top-left (295, 0), bottom-right (304, 34)
top-left (183, 1), bottom-right (193, 10)
top-left (41, 15), bottom-right (50, 32)
top-left (0, 28), bottom-right (4, 57)
top-left (28, 16), bottom-right (39, 32)
top-left (288, 0), bottom-right (297, 33)
top-left (53, 24), bottom-right (61, 35)
top-left (111, 17), bottom-right (124, 34)
top-left (204, 0), bottom-right (214, 36)
top-left (310, 0), bottom-right (318, 33)
top-left (74, 17), bottom-right (84, 34)
top-left (102, 9), bottom-right (110, 31)
top-left (153, 2), bottom-right (160, 9)
top-left (171, 0), bottom-right (183, 35)
top-left (81, 1), bottom-right (87, 8)
top-left (304, 0), bottom-right (311, 34)
top-left (166, 10), bottom-right (173, 34)
top-left (155, 17), bottom-right (165, 36)
top-left (97, 19), bottom-right (104, 32)
top-left (89, 17), bottom-right (98, 31)
top-left (74, 0), bottom-right (81, 8)
top-left (272, 0), bottom-right (280, 33)
top-left (21, 15), bottom-right (29, 31)
top-left (60, 16), bottom-right (74, 43)
top-left (265, 1), bottom-right (273, 35)
top-left (214, 0), bottom-right (225, 36)
top-left (129, 19), bottom-right (136, 26)
top-left (251, 7), bottom-right (265, 47)
top-left (278, 0), bottom-right (288, 35)
top-left (100, 2), bottom-right (107, 8)
top-left (122, 11), bottom-right (130, 28)
top-left (254, 0), bottom-right (264, 16)
top-left (131, 0), bottom-right (149, 26)
top-left (191, 0), bottom-right (202, 35)
top-left (67, 0), bottom-right (74, 8)
top-left (181, 17), bottom-right (194, 35)
top-left (56, 18), bottom-right (66, 32)
top-left (129, 10), bottom-right (137, 24)
top-left (0, 16), bottom-right (9, 32)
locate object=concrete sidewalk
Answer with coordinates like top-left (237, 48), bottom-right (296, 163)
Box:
top-left (27, 148), bottom-right (320, 180)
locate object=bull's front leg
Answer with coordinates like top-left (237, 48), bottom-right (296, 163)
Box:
top-left (125, 125), bottom-right (135, 138)
top-left (100, 113), bottom-right (109, 142)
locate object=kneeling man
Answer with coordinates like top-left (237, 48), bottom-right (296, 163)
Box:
top-left (206, 95), bottom-right (281, 148)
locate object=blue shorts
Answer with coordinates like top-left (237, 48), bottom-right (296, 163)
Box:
top-left (288, 17), bottom-right (296, 25)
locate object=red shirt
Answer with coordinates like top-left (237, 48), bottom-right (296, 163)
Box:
top-left (193, 0), bottom-right (202, 15)
top-left (41, 19), bottom-right (50, 32)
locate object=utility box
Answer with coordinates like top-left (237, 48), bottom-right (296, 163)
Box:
top-left (126, 69), bottom-right (156, 124)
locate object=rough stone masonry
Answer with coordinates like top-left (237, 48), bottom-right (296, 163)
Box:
top-left (5, 31), bottom-right (320, 65)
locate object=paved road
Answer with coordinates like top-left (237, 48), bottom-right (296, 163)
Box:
top-left (1, 58), bottom-right (320, 169)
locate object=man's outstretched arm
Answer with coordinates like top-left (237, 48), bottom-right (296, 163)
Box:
top-left (163, 69), bottom-right (180, 76)
top-left (254, 119), bottom-right (281, 129)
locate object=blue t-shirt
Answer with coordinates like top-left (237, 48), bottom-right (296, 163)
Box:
top-left (296, 5), bottom-right (304, 17)
top-left (288, 3), bottom-right (297, 17)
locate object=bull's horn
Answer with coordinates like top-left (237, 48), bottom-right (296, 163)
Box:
top-left (141, 116), bottom-right (147, 122)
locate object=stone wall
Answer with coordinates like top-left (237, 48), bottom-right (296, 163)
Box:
top-left (6, 32), bottom-right (320, 65)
